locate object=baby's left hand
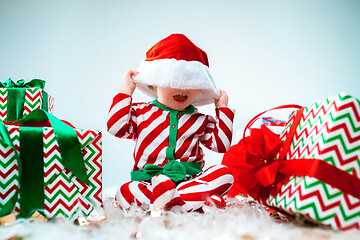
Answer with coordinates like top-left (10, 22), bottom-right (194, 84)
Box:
top-left (215, 89), bottom-right (229, 108)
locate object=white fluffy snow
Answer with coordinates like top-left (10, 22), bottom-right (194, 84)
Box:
top-left (1, 192), bottom-right (359, 240)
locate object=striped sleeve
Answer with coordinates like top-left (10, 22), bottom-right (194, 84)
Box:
top-left (200, 107), bottom-right (235, 153)
top-left (107, 92), bottom-right (137, 140)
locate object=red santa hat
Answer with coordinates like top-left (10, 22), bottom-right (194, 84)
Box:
top-left (133, 34), bottom-right (220, 106)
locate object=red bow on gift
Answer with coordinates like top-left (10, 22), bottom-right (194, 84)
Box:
top-left (246, 125), bottom-right (283, 186)
top-left (223, 105), bottom-right (303, 200)
top-left (223, 125), bottom-right (289, 201)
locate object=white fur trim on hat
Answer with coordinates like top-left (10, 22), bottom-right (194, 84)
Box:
top-left (133, 59), bottom-right (220, 106)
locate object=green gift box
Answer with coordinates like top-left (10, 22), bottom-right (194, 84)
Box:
top-left (0, 78), bottom-right (54, 121)
top-left (0, 110), bottom-right (102, 220)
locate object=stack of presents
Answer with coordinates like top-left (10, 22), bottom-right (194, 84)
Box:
top-left (0, 79), bottom-right (102, 222)
top-left (223, 92), bottom-right (360, 231)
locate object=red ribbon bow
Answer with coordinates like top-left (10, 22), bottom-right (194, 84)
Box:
top-left (246, 125), bottom-right (283, 186)
top-left (234, 125), bottom-right (289, 201)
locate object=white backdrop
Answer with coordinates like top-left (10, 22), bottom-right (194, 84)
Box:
top-left (1, 0), bottom-right (359, 190)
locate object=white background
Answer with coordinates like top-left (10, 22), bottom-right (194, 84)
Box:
top-left (1, 0), bottom-right (359, 190)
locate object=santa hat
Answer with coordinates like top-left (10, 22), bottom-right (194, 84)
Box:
top-left (133, 34), bottom-right (220, 106)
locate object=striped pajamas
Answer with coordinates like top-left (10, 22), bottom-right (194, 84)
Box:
top-left (107, 93), bottom-right (235, 211)
top-left (116, 165), bottom-right (234, 211)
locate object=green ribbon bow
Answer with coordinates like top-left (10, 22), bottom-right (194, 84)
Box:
top-left (131, 161), bottom-right (203, 183)
top-left (0, 78), bottom-right (46, 89)
top-left (0, 78), bottom-right (48, 121)
top-left (0, 109), bottom-right (88, 218)
top-left (144, 161), bottom-right (187, 183)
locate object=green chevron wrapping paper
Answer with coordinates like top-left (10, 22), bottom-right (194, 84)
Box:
top-left (0, 79), bottom-right (54, 121)
top-left (0, 125), bottom-right (102, 220)
top-left (267, 93), bottom-right (360, 231)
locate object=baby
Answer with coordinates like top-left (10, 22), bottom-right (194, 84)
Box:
top-left (107, 34), bottom-right (235, 212)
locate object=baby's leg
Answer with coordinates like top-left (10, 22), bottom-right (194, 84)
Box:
top-left (151, 174), bottom-right (185, 210)
top-left (115, 181), bottom-right (152, 210)
top-left (177, 164), bottom-right (234, 211)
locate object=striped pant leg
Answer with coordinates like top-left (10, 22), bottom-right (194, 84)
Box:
top-left (115, 177), bottom-right (185, 211)
top-left (151, 174), bottom-right (185, 210)
top-left (177, 164), bottom-right (234, 211)
top-left (115, 181), bottom-right (152, 210)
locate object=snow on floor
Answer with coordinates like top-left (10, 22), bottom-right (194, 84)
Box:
top-left (1, 191), bottom-right (359, 240)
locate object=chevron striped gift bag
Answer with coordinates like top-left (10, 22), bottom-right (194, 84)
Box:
top-left (266, 93), bottom-right (360, 231)
top-left (0, 110), bottom-right (103, 220)
top-left (0, 79), bottom-right (54, 121)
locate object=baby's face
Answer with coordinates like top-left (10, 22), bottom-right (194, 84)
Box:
top-left (155, 87), bottom-right (199, 111)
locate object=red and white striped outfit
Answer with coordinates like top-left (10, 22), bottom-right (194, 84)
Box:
top-left (107, 93), bottom-right (235, 211)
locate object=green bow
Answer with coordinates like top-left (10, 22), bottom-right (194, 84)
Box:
top-left (144, 161), bottom-right (187, 183)
top-left (131, 161), bottom-right (203, 183)
top-left (13, 109), bottom-right (89, 185)
top-left (0, 78), bottom-right (46, 89)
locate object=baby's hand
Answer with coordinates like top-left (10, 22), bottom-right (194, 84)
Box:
top-left (120, 70), bottom-right (138, 95)
top-left (215, 89), bottom-right (229, 108)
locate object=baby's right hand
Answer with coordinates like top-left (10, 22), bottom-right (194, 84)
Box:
top-left (120, 70), bottom-right (138, 95)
